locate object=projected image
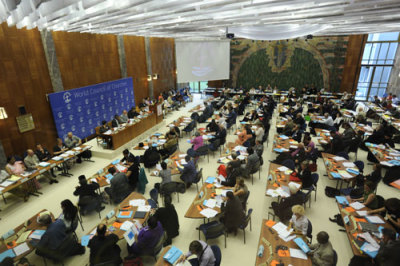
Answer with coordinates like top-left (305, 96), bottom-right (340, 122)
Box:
top-left (176, 41), bottom-right (230, 82)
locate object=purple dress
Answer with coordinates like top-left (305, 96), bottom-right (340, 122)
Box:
top-left (127, 221), bottom-right (164, 255)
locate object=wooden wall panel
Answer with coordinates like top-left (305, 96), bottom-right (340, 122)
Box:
top-left (150, 37), bottom-right (176, 97)
top-left (340, 34), bottom-right (367, 93)
top-left (0, 23), bottom-right (57, 157)
top-left (52, 31), bottom-right (121, 91)
top-left (123, 36), bottom-right (149, 105)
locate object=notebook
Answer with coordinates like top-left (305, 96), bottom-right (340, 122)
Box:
top-left (294, 237), bottom-right (311, 254)
top-left (133, 211), bottom-right (147, 219)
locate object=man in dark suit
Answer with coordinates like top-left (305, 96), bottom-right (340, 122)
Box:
top-left (121, 149), bottom-right (135, 163)
top-left (73, 175), bottom-right (104, 214)
top-left (220, 191), bottom-right (245, 234)
top-left (104, 167), bottom-right (132, 203)
top-left (111, 114), bottom-right (120, 128)
top-left (88, 223), bottom-right (122, 265)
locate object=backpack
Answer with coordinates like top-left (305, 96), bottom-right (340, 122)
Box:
top-left (325, 186), bottom-right (340, 198)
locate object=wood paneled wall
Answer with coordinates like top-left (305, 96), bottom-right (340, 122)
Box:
top-left (123, 36), bottom-right (149, 104)
top-left (0, 23), bottom-right (57, 157)
top-left (52, 31), bottom-right (121, 90)
top-left (150, 37), bottom-right (176, 97)
top-left (340, 34), bottom-right (367, 93)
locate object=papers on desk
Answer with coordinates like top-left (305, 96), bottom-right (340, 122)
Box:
top-left (220, 189), bottom-right (233, 197)
top-left (237, 155), bottom-right (246, 160)
top-left (320, 140), bottom-right (328, 144)
top-left (356, 211), bottom-right (368, 216)
top-left (8, 175), bottom-right (20, 182)
top-left (81, 234), bottom-right (93, 247)
top-left (279, 135), bottom-right (289, 140)
top-left (200, 208), bottom-right (218, 218)
top-left (343, 162), bottom-right (356, 168)
top-left (129, 199), bottom-right (146, 207)
top-left (233, 145), bottom-right (247, 152)
top-left (381, 161), bottom-right (394, 167)
top-left (289, 248), bottom-right (308, 260)
top-left (178, 154), bottom-right (187, 158)
top-left (52, 156), bottom-right (63, 161)
top-left (103, 130), bottom-right (112, 135)
top-left (366, 216), bottom-right (385, 224)
top-left (0, 179), bottom-right (16, 187)
top-left (180, 159), bottom-right (187, 165)
top-left (30, 230), bottom-right (45, 240)
top-left (288, 182), bottom-right (301, 189)
top-left (137, 205), bottom-right (151, 212)
top-left (335, 196), bottom-right (349, 205)
top-left (16, 230), bottom-right (32, 244)
top-left (205, 177), bottom-right (216, 184)
top-left (332, 156), bottom-right (346, 161)
top-left (350, 202), bottom-right (365, 210)
top-left (203, 199), bottom-right (217, 208)
top-left (39, 162), bottom-right (50, 167)
top-left (120, 221), bottom-right (134, 231)
top-left (0, 249), bottom-right (15, 261)
top-left (337, 170), bottom-right (353, 179)
top-left (272, 222), bottom-right (293, 238)
top-left (277, 166), bottom-right (289, 172)
top-left (361, 242), bottom-right (379, 258)
top-left (115, 164), bottom-right (127, 173)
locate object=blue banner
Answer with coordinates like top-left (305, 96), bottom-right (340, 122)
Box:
top-left (49, 77), bottom-right (135, 140)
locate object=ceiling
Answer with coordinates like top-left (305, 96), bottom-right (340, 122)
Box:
top-left (1, 0), bottom-right (400, 39)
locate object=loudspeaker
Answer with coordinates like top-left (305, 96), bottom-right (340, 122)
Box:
top-left (18, 106), bottom-right (26, 115)
top-left (226, 33), bottom-right (234, 39)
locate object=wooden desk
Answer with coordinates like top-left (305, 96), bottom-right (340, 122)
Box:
top-left (265, 163), bottom-right (301, 198)
top-left (92, 192), bottom-right (150, 239)
top-left (88, 161), bottom-right (130, 188)
top-left (101, 113), bottom-right (157, 150)
top-left (272, 134), bottom-right (299, 152)
top-left (321, 153), bottom-right (358, 189)
top-left (167, 116), bottom-right (191, 129)
top-left (315, 128), bottom-right (331, 145)
top-left (0, 209), bottom-right (54, 262)
top-left (184, 182), bottom-right (226, 219)
top-left (255, 219), bottom-right (312, 266)
top-left (337, 202), bottom-right (394, 257)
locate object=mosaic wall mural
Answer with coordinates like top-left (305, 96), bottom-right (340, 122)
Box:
top-left (229, 37), bottom-right (349, 92)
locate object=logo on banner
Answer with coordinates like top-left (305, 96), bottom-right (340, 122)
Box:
top-left (67, 104), bottom-right (71, 110)
top-left (103, 114), bottom-right (107, 119)
top-left (109, 106), bottom-right (113, 112)
top-left (125, 88), bottom-right (128, 93)
top-left (120, 94), bottom-right (123, 99)
top-left (100, 95), bottom-right (104, 100)
top-left (113, 91), bottom-right (117, 96)
top-left (94, 101), bottom-right (98, 107)
top-left (122, 102), bottom-right (125, 107)
top-left (95, 111), bottom-right (99, 117)
top-left (114, 100), bottom-right (118, 105)
top-left (88, 119), bottom-right (93, 125)
top-left (81, 127), bottom-right (86, 133)
top-left (108, 97), bottom-right (111, 103)
top-left (61, 123), bottom-right (65, 130)
top-left (87, 109), bottom-right (91, 115)
top-left (69, 114), bottom-right (74, 121)
top-left (85, 99), bottom-right (89, 105)
top-left (116, 109), bottom-right (119, 114)
top-left (77, 106), bottom-right (82, 112)
top-left (101, 104), bottom-right (105, 110)
top-left (58, 112), bottom-right (63, 118)
top-left (63, 92), bottom-right (72, 103)
top-left (79, 117), bottom-right (84, 123)
top-left (71, 125), bottom-right (76, 131)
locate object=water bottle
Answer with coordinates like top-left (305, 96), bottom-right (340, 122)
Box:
top-left (257, 245), bottom-right (264, 257)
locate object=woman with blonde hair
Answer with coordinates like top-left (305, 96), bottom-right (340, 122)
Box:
top-left (288, 205), bottom-right (309, 236)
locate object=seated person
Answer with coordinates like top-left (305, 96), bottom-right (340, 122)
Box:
top-left (155, 162), bottom-right (172, 191)
top-left (59, 199), bottom-right (79, 233)
top-left (255, 122), bottom-right (265, 143)
top-left (291, 143), bottom-right (306, 166)
top-left (120, 110), bottom-right (128, 123)
top-left (187, 131), bottom-right (204, 158)
top-left (309, 231), bottom-right (335, 266)
top-left (159, 134), bottom-right (178, 158)
top-left (127, 216), bottom-right (164, 256)
top-left (294, 112), bottom-right (305, 127)
top-left (128, 106), bottom-right (139, 119)
top-left (142, 145), bottom-right (160, 168)
top-left (73, 175), bottom-right (103, 215)
top-left (35, 143), bottom-right (56, 177)
top-left (153, 195), bottom-right (179, 246)
top-left (282, 117), bottom-right (295, 136)
top-left (36, 213), bottom-right (85, 261)
top-left (233, 178), bottom-right (249, 209)
top-left (296, 160), bottom-right (313, 188)
top-left (104, 167), bottom-right (132, 204)
top-left (206, 119), bottom-right (219, 133)
top-left (111, 114), bottom-right (121, 128)
top-left (341, 122), bottom-right (355, 146)
top-left (235, 125), bottom-right (252, 145)
top-left (126, 157), bottom-right (140, 190)
top-left (271, 183), bottom-right (306, 221)
top-left (179, 240), bottom-right (216, 266)
top-left (367, 133), bottom-right (395, 163)
top-left (210, 123), bottom-right (227, 145)
top-left (88, 224), bottom-right (122, 266)
top-left (53, 138), bottom-right (68, 156)
top-left (5, 155), bottom-right (25, 175)
top-left (291, 124), bottom-right (302, 143)
top-left (240, 147), bottom-right (260, 178)
top-left (24, 149), bottom-right (57, 184)
top-left (310, 113), bottom-right (334, 134)
top-left (368, 198), bottom-right (400, 233)
top-left (98, 120), bottom-right (110, 134)
top-left (178, 156), bottom-right (197, 188)
top-left (64, 132), bottom-right (82, 149)
top-left (322, 130), bottom-right (344, 155)
top-left (220, 191), bottom-right (245, 234)
top-left (348, 181), bottom-right (379, 210)
top-left (121, 149), bottom-right (135, 163)
top-left (375, 228), bottom-right (400, 266)
top-left (288, 205), bottom-right (309, 236)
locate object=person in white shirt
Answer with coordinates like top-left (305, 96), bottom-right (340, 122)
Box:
top-left (321, 113), bottom-right (334, 127)
top-left (288, 205), bottom-right (309, 236)
top-left (255, 122), bottom-right (265, 142)
top-left (179, 240), bottom-right (216, 266)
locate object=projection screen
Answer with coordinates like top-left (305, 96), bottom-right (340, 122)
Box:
top-left (175, 40), bottom-right (230, 83)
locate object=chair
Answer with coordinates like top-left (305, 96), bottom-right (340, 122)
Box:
top-left (242, 191), bottom-right (250, 211)
top-left (183, 121), bottom-right (196, 136)
top-left (333, 249), bottom-right (338, 266)
top-left (302, 173), bottom-right (319, 202)
top-left (147, 188), bottom-right (158, 209)
top-left (198, 221), bottom-right (227, 248)
top-left (194, 168), bottom-right (203, 192)
top-left (210, 245), bottom-right (222, 266)
top-left (348, 137), bottom-right (361, 159)
top-left (302, 190), bottom-right (312, 209)
top-left (282, 159), bottom-right (295, 171)
top-left (196, 145), bottom-right (209, 162)
top-left (239, 208), bottom-right (253, 244)
top-left (160, 182), bottom-right (185, 203)
top-left (140, 231), bottom-right (166, 261)
top-left (306, 219), bottom-right (313, 243)
top-left (353, 160), bottom-right (364, 173)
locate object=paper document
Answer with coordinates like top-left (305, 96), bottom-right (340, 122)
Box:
top-left (277, 166), bottom-right (289, 172)
top-left (350, 202), bottom-right (365, 210)
top-left (137, 205), bottom-right (151, 212)
top-left (16, 230), bottom-right (32, 244)
top-left (289, 248), bottom-right (308, 260)
top-left (200, 208), bottom-right (218, 218)
top-left (179, 154), bottom-right (187, 158)
top-left (366, 216), bottom-right (385, 224)
top-left (129, 199), bottom-right (146, 206)
top-left (356, 211), bottom-right (368, 216)
top-left (333, 156), bottom-right (346, 161)
top-left (120, 221), bottom-right (134, 231)
top-left (13, 243), bottom-right (30, 256)
top-left (204, 199), bottom-right (217, 209)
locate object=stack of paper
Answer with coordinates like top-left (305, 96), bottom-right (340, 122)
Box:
top-left (366, 216), bottom-right (385, 224)
top-left (200, 208), bottom-right (218, 218)
top-left (349, 202), bottom-right (365, 210)
top-left (129, 199), bottom-right (146, 206)
top-left (289, 248), bottom-right (308, 260)
top-left (277, 166), bottom-right (289, 172)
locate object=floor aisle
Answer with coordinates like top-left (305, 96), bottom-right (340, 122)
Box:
top-left (1, 94), bottom-right (398, 265)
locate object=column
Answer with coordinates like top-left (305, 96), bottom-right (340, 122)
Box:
top-left (117, 35), bottom-right (127, 78)
top-left (144, 37), bottom-right (154, 98)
